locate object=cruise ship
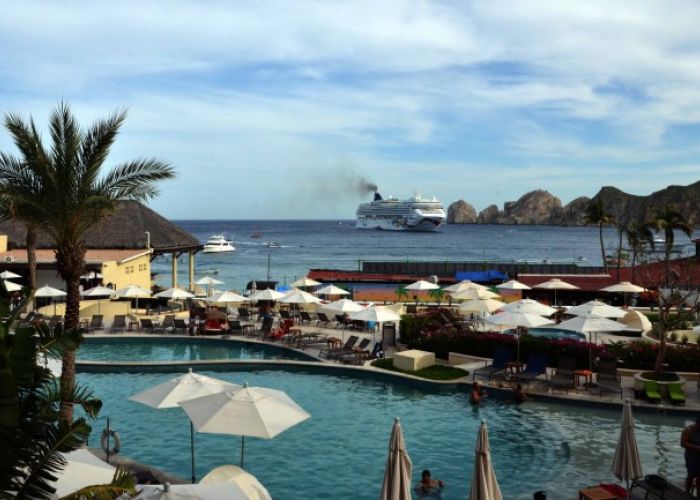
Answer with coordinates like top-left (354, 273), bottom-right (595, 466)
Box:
top-left (356, 192), bottom-right (446, 231)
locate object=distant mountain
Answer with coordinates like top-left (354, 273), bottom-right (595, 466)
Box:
top-left (446, 180), bottom-right (700, 227)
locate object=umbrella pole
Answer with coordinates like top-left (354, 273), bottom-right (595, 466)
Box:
top-left (240, 436), bottom-right (245, 468)
top-left (190, 421), bottom-right (196, 483)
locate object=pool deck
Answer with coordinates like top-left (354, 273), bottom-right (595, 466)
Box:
top-left (81, 324), bottom-right (700, 416)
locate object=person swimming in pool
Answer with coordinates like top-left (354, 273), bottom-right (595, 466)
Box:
top-left (513, 383), bottom-right (528, 404)
top-left (414, 469), bottom-right (444, 499)
top-left (470, 381), bottom-right (486, 405)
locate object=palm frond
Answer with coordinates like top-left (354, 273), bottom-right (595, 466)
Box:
top-left (60, 466), bottom-right (136, 500)
top-left (96, 158), bottom-right (175, 201)
top-left (3, 113), bottom-right (51, 178)
top-left (79, 109), bottom-right (127, 189)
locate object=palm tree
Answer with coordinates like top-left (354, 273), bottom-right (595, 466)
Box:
top-left (0, 103), bottom-right (174, 424)
top-left (621, 219), bottom-right (654, 283)
top-left (395, 285), bottom-right (408, 302)
top-left (583, 199), bottom-right (616, 274)
top-left (646, 206), bottom-right (692, 286)
top-left (428, 287), bottom-right (445, 305)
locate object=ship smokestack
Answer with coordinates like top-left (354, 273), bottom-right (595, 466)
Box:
top-left (373, 192), bottom-right (383, 201)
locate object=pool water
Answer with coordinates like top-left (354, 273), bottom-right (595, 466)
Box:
top-left (521, 328), bottom-right (586, 340)
top-left (79, 368), bottom-right (688, 500)
top-left (78, 338), bottom-right (317, 362)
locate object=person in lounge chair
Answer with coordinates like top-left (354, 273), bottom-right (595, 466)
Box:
top-left (513, 383), bottom-right (528, 404)
top-left (681, 415), bottom-right (700, 496)
top-left (414, 469), bottom-right (444, 499)
top-left (470, 381), bottom-right (486, 405)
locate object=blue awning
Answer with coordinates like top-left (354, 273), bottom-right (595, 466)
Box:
top-left (455, 270), bottom-right (509, 283)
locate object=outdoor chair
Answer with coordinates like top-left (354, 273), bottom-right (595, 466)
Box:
top-left (279, 309), bottom-right (291, 320)
top-left (237, 308), bottom-right (250, 320)
top-left (140, 318), bottom-right (155, 333)
top-left (228, 320), bottom-right (243, 334)
top-left (320, 335), bottom-right (359, 359)
top-left (87, 314), bottom-right (103, 333)
top-left (316, 312), bottom-right (333, 328)
top-left (644, 380), bottom-right (662, 404)
top-left (597, 359), bottom-right (622, 399)
top-left (110, 315), bottom-right (126, 333)
top-left (512, 353), bottom-right (548, 387)
top-left (159, 315), bottom-right (176, 333)
top-left (350, 319), bottom-right (366, 331)
top-left (299, 311), bottom-right (315, 325)
top-left (338, 338), bottom-right (372, 364)
top-left (173, 318), bottom-right (188, 334)
top-left (547, 357), bottom-right (576, 391)
top-left (473, 346), bottom-right (513, 381)
top-left (668, 382), bottom-right (685, 405)
top-left (258, 316), bottom-right (274, 338)
top-left (335, 314), bottom-right (352, 329)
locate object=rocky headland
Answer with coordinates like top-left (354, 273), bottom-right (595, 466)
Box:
top-left (446, 180), bottom-right (700, 226)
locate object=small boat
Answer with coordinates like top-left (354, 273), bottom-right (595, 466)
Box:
top-left (266, 241), bottom-right (281, 248)
top-left (202, 235), bottom-right (235, 254)
top-left (197, 267), bottom-right (219, 275)
top-left (251, 233), bottom-right (263, 239)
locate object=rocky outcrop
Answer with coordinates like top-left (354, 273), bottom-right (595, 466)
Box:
top-left (477, 204), bottom-right (500, 224)
top-left (498, 190), bottom-right (562, 224)
top-left (447, 179), bottom-right (700, 227)
top-left (446, 200), bottom-right (477, 224)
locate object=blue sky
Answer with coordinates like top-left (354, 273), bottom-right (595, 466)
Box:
top-left (1, 1), bottom-right (700, 219)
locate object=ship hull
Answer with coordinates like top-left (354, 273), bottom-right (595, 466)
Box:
top-left (355, 217), bottom-right (443, 232)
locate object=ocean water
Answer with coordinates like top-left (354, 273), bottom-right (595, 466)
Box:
top-left (152, 221), bottom-right (699, 292)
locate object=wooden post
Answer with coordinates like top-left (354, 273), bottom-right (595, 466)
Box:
top-left (172, 253), bottom-right (178, 288)
top-left (188, 251), bottom-right (195, 292)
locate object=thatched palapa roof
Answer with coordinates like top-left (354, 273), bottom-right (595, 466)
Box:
top-left (0, 200), bottom-right (201, 254)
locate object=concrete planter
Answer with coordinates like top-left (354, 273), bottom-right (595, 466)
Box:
top-left (633, 372), bottom-right (686, 397)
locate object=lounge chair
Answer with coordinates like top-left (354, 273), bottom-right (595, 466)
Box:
top-left (316, 312), bottom-right (333, 328)
top-left (645, 380), bottom-right (662, 404)
top-left (335, 314), bottom-right (352, 329)
top-left (335, 338), bottom-right (371, 361)
top-left (512, 353), bottom-right (548, 387)
top-left (597, 359), bottom-right (622, 399)
top-left (87, 314), bottom-right (103, 333)
top-left (110, 315), bottom-right (126, 333)
top-left (547, 357), bottom-right (576, 391)
top-left (473, 347), bottom-right (513, 381)
top-left (299, 311), bottom-right (315, 325)
top-left (280, 309), bottom-right (291, 320)
top-left (173, 318), bottom-right (188, 334)
top-left (159, 315), bottom-right (176, 333)
top-left (668, 382), bottom-right (685, 405)
top-left (319, 335), bottom-right (359, 359)
top-left (228, 320), bottom-right (243, 334)
top-left (140, 318), bottom-right (155, 333)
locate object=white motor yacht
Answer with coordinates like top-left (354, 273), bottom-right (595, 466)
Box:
top-left (202, 235), bottom-right (235, 254)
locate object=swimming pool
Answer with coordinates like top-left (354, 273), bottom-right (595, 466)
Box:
top-left (516, 328), bottom-right (586, 340)
top-left (78, 337), bottom-right (318, 362)
top-left (78, 366), bottom-right (688, 499)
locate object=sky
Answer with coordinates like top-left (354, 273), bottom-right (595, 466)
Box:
top-left (1, 1), bottom-right (700, 219)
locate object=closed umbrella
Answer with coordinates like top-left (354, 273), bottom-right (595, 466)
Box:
top-left (154, 287), bottom-right (195, 300)
top-left (443, 280), bottom-right (487, 293)
top-left (81, 285), bottom-right (116, 315)
top-left (405, 280), bottom-right (440, 291)
top-left (314, 284), bottom-right (350, 297)
top-left (452, 289), bottom-right (500, 301)
top-left (567, 300), bottom-right (626, 319)
top-left (179, 383), bottom-right (310, 468)
top-left (612, 400), bottom-right (643, 498)
top-left (500, 299), bottom-right (556, 317)
top-left (35, 285), bottom-right (67, 315)
top-left (290, 277), bottom-right (321, 288)
top-left (129, 368), bottom-right (240, 483)
top-left (469, 420), bottom-right (502, 500)
top-left (533, 278), bottom-right (579, 306)
top-left (459, 299), bottom-right (506, 315)
top-left (495, 280), bottom-right (531, 291)
top-left (115, 285), bottom-right (151, 313)
top-left (3, 280), bottom-right (22, 292)
top-left (380, 418), bottom-right (412, 500)
top-left (248, 288), bottom-right (285, 301)
top-left (0, 270), bottom-right (21, 279)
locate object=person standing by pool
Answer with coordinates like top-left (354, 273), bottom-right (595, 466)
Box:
top-left (470, 381), bottom-right (486, 405)
top-left (513, 383), bottom-right (528, 404)
top-left (681, 415), bottom-right (700, 496)
top-left (414, 469), bottom-right (444, 499)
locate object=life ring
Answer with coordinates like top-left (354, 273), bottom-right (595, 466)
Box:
top-left (101, 428), bottom-right (121, 454)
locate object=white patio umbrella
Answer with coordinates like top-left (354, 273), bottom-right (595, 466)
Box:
top-left (314, 284), bottom-right (350, 297)
top-left (495, 280), bottom-right (531, 291)
top-left (443, 280), bottom-right (487, 293)
top-left (196, 276), bottom-right (225, 297)
top-left (179, 383), bottom-right (310, 468)
top-left (35, 285), bottom-right (67, 315)
top-left (469, 420), bottom-right (502, 500)
top-left (80, 271), bottom-right (103, 280)
top-left (405, 280), bottom-right (440, 291)
top-left (0, 270), bottom-right (21, 279)
top-left (290, 277), bottom-right (321, 288)
top-left (323, 298), bottom-right (365, 314)
top-left (600, 281), bottom-right (647, 306)
top-left (500, 299), bottom-right (557, 317)
top-left (205, 291), bottom-right (249, 304)
top-left (452, 289), bottom-right (500, 301)
top-left (612, 400), bottom-right (643, 498)
top-left (350, 306), bottom-right (401, 323)
top-left (533, 278), bottom-right (579, 306)
top-left (380, 418), bottom-right (412, 500)
top-left (248, 288), bottom-right (285, 301)
top-left (556, 315), bottom-right (638, 371)
top-left (567, 300), bottom-right (627, 319)
top-left (81, 285), bottom-right (116, 315)
top-left (129, 368), bottom-right (240, 483)
top-left (154, 287), bottom-right (195, 300)
top-left (134, 483), bottom-right (254, 500)
top-left (3, 280), bottom-right (22, 292)
top-left (618, 310), bottom-right (652, 334)
top-left (52, 448), bottom-right (117, 498)
top-left (200, 465), bottom-right (272, 500)
top-left (459, 299), bottom-right (506, 315)
top-left (280, 289), bottom-right (321, 304)
top-left (115, 285), bottom-right (151, 313)
top-left (486, 311), bottom-right (554, 361)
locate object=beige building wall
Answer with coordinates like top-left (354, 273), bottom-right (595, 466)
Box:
top-left (101, 253), bottom-right (151, 289)
top-left (0, 235), bottom-right (7, 253)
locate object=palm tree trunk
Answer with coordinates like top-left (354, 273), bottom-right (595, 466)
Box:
top-left (599, 223), bottom-right (608, 274)
top-left (56, 243), bottom-right (86, 426)
top-left (631, 248), bottom-right (637, 283)
top-left (26, 224), bottom-right (37, 291)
